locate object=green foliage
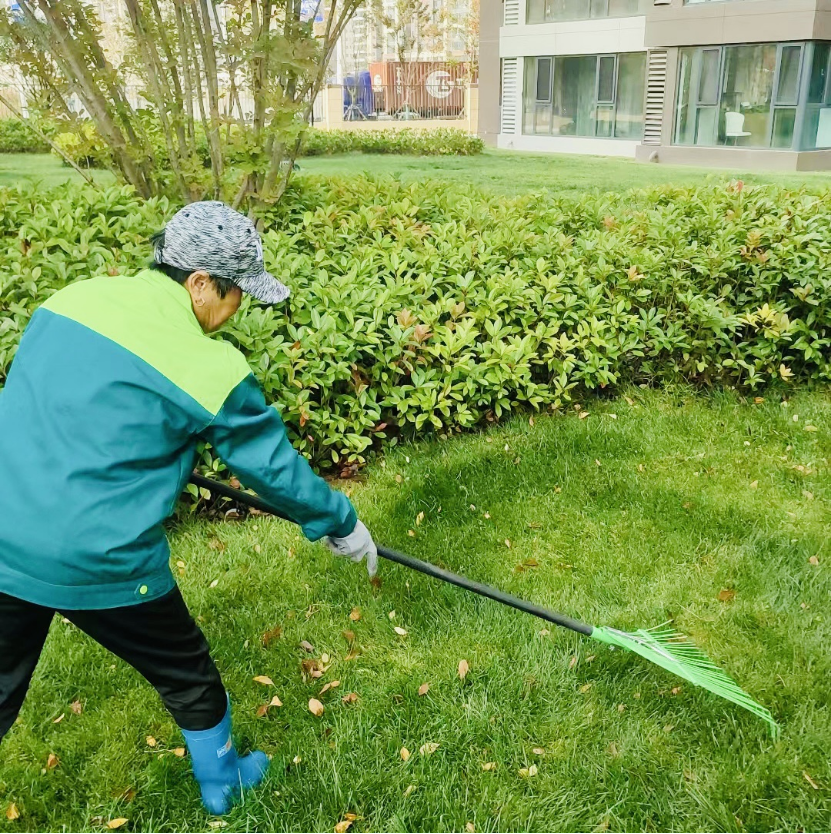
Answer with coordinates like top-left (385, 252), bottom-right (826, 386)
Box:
top-left (0, 118), bottom-right (54, 154)
top-left (1, 177), bottom-right (829, 474)
top-left (301, 127), bottom-right (484, 157)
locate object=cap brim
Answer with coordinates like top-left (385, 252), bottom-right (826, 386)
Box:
top-left (236, 270), bottom-right (291, 304)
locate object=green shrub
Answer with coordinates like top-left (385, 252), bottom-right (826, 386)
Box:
top-left (300, 127), bottom-right (484, 156)
top-left (1, 177), bottom-right (829, 474)
top-left (0, 118), bottom-right (54, 154)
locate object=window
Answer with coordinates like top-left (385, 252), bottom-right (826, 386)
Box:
top-left (523, 53), bottom-right (647, 139)
top-left (527, 0), bottom-right (645, 25)
top-left (674, 42), bottom-right (831, 151)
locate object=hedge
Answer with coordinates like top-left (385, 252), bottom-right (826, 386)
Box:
top-left (300, 128), bottom-right (484, 156)
top-left (0, 118), bottom-right (53, 154)
top-left (1, 177), bottom-right (829, 472)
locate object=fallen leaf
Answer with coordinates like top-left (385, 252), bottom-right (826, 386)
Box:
top-left (403, 784), bottom-right (417, 797)
top-left (663, 724), bottom-right (675, 733)
top-left (208, 822), bottom-right (227, 829)
top-left (408, 530), bottom-right (416, 537)
top-left (805, 425), bottom-right (817, 432)
top-left (209, 579), bottom-right (219, 589)
top-left (342, 692), bottom-right (359, 704)
top-left (633, 692), bottom-right (641, 699)
top-left (671, 686), bottom-right (682, 696)
top-left (539, 628), bottom-right (550, 636)
top-left (146, 736), bottom-right (157, 748)
top-left (419, 742), bottom-right (439, 756)
top-left (46, 753), bottom-right (59, 769)
top-left (349, 608), bottom-right (361, 622)
top-left (5, 803), bottom-right (20, 821)
top-left (416, 511), bottom-right (424, 526)
top-left (718, 588), bottom-right (735, 602)
top-left (624, 396), bottom-right (635, 406)
top-left (395, 474), bottom-right (403, 484)
top-left (532, 747), bottom-right (545, 756)
top-left (569, 654), bottom-right (579, 670)
top-left (320, 681), bottom-right (340, 695)
top-left (617, 704), bottom-right (626, 713)
top-left (107, 819), bottom-right (128, 830)
top-left (483, 512), bottom-right (491, 519)
top-left (519, 764), bottom-right (538, 778)
top-left (579, 411), bottom-right (589, 420)
top-left (334, 821), bottom-right (354, 834)
top-left (300, 640), bottom-right (315, 652)
top-left (254, 544), bottom-right (261, 554)
top-left (394, 626), bottom-right (408, 636)
top-left (208, 538), bottom-right (225, 552)
top-left (749, 480), bottom-right (758, 489)
top-left (504, 539), bottom-right (511, 548)
top-left (482, 762), bottom-right (496, 771)
top-left (342, 629), bottom-right (356, 642)
top-left (586, 655), bottom-right (596, 663)
top-left (400, 747), bottom-right (411, 761)
top-left (595, 459), bottom-right (602, 467)
top-left (809, 555), bottom-right (819, 566)
top-left (388, 610), bottom-right (396, 620)
top-left (70, 700), bottom-right (82, 715)
top-left (683, 769), bottom-right (697, 782)
top-left (458, 659), bottom-right (470, 679)
top-left (803, 770), bottom-right (820, 790)
top-left (418, 682), bottom-right (430, 696)
top-left (344, 649), bottom-right (361, 661)
top-left (172, 747), bottom-right (186, 757)
top-left (308, 698), bottom-right (325, 717)
top-left (262, 625), bottom-right (283, 647)
top-left (53, 713), bottom-right (65, 724)
top-left (253, 675), bottom-right (274, 686)
top-left (321, 653), bottom-right (331, 664)
top-left (293, 755), bottom-right (302, 764)
top-left (753, 397), bottom-right (765, 404)
top-left (466, 824), bottom-right (475, 833)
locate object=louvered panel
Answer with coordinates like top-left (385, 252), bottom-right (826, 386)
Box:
top-left (501, 58), bottom-right (518, 134)
top-left (643, 49), bottom-right (667, 145)
top-left (503, 0), bottom-right (519, 26)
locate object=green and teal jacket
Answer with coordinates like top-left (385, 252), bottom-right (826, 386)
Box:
top-left (0, 270), bottom-right (356, 610)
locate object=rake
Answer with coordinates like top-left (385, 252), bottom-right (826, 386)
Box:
top-left (189, 473), bottom-right (779, 738)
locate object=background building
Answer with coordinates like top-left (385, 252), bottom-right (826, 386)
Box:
top-left (480, 0), bottom-right (831, 170)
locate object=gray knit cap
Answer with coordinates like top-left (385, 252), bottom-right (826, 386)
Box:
top-left (154, 201), bottom-right (290, 304)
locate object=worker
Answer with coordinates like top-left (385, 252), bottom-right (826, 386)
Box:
top-left (0, 201), bottom-right (378, 814)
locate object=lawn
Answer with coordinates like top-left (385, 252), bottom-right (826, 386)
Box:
top-left (5, 148), bottom-right (831, 196)
top-left (1, 389), bottom-right (828, 832)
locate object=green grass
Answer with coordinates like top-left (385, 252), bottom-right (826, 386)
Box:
top-left (1, 389), bottom-right (828, 832)
top-left (6, 148), bottom-right (831, 196)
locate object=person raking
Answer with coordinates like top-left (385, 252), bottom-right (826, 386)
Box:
top-left (0, 202), bottom-right (378, 814)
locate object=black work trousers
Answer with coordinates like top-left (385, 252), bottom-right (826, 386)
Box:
top-left (0, 586), bottom-right (227, 741)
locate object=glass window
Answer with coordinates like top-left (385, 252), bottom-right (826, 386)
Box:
top-left (536, 58), bottom-right (552, 102)
top-left (675, 48), bottom-right (695, 145)
top-left (720, 44), bottom-right (776, 147)
top-left (598, 56), bottom-right (616, 103)
top-left (615, 52), bottom-right (646, 139)
top-left (776, 45), bottom-right (802, 105)
top-left (527, 0), bottom-right (645, 24)
top-left (699, 49), bottom-right (720, 105)
top-left (801, 43), bottom-right (831, 150)
top-left (523, 52), bottom-right (646, 140)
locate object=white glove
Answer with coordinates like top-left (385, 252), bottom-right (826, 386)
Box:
top-left (325, 520), bottom-right (378, 578)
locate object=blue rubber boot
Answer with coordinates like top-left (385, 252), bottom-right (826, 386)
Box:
top-left (181, 702), bottom-right (269, 815)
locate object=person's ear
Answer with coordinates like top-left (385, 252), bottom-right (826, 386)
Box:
top-left (187, 270), bottom-right (211, 306)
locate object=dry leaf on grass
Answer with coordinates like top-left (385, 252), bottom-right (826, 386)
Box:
top-left (803, 771), bottom-right (820, 790)
top-left (308, 698), bottom-right (325, 717)
top-left (106, 819), bottom-right (128, 830)
top-left (341, 692), bottom-right (359, 704)
top-left (172, 748), bottom-right (186, 757)
top-left (349, 608), bottom-right (361, 622)
top-left (466, 823), bottom-right (475, 833)
top-left (146, 736), bottom-right (157, 748)
top-left (342, 629), bottom-right (356, 642)
top-left (532, 747), bottom-right (545, 756)
top-left (482, 762), bottom-right (496, 771)
top-left (458, 659), bottom-right (469, 679)
top-left (320, 681), bottom-right (340, 696)
top-left (718, 589), bottom-right (735, 602)
top-left (261, 625), bottom-right (282, 647)
top-left (418, 682), bottom-right (430, 696)
top-left (394, 627), bottom-right (408, 636)
top-left (809, 555), bottom-right (820, 566)
top-left (579, 683), bottom-right (593, 694)
top-left (416, 512), bottom-right (424, 526)
top-left (5, 804), bottom-right (20, 821)
top-left (46, 753), bottom-right (59, 770)
top-left (518, 765), bottom-right (538, 778)
top-left (52, 713), bottom-right (65, 724)
top-left (256, 695), bottom-right (283, 718)
top-left (419, 742), bottom-right (439, 756)
top-left (300, 640), bottom-right (315, 652)
top-left (70, 700), bottom-right (82, 715)
top-left (403, 784), bottom-right (416, 797)
top-left (253, 675), bottom-right (274, 686)
top-left (334, 821), bottom-right (353, 834)
top-left (400, 747), bottom-right (411, 761)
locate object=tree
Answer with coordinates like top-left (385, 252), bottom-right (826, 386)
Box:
top-left (369, 0), bottom-right (431, 117)
top-left (0, 0), bottom-right (364, 208)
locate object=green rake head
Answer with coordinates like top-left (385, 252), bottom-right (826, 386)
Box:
top-left (591, 624), bottom-right (779, 739)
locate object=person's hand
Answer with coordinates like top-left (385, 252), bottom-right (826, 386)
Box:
top-left (325, 520), bottom-right (378, 577)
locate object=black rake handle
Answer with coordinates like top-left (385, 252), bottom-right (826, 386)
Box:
top-left (188, 473), bottom-right (594, 637)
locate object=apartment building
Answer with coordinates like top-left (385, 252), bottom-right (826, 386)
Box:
top-left (479, 0), bottom-right (831, 170)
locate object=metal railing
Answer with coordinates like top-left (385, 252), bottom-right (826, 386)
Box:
top-left (341, 83), bottom-right (467, 121)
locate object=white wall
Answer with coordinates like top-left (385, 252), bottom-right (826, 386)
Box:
top-left (497, 133), bottom-right (640, 158)
top-left (500, 15), bottom-right (647, 58)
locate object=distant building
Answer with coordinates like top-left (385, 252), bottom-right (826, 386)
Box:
top-left (479, 0), bottom-right (831, 171)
